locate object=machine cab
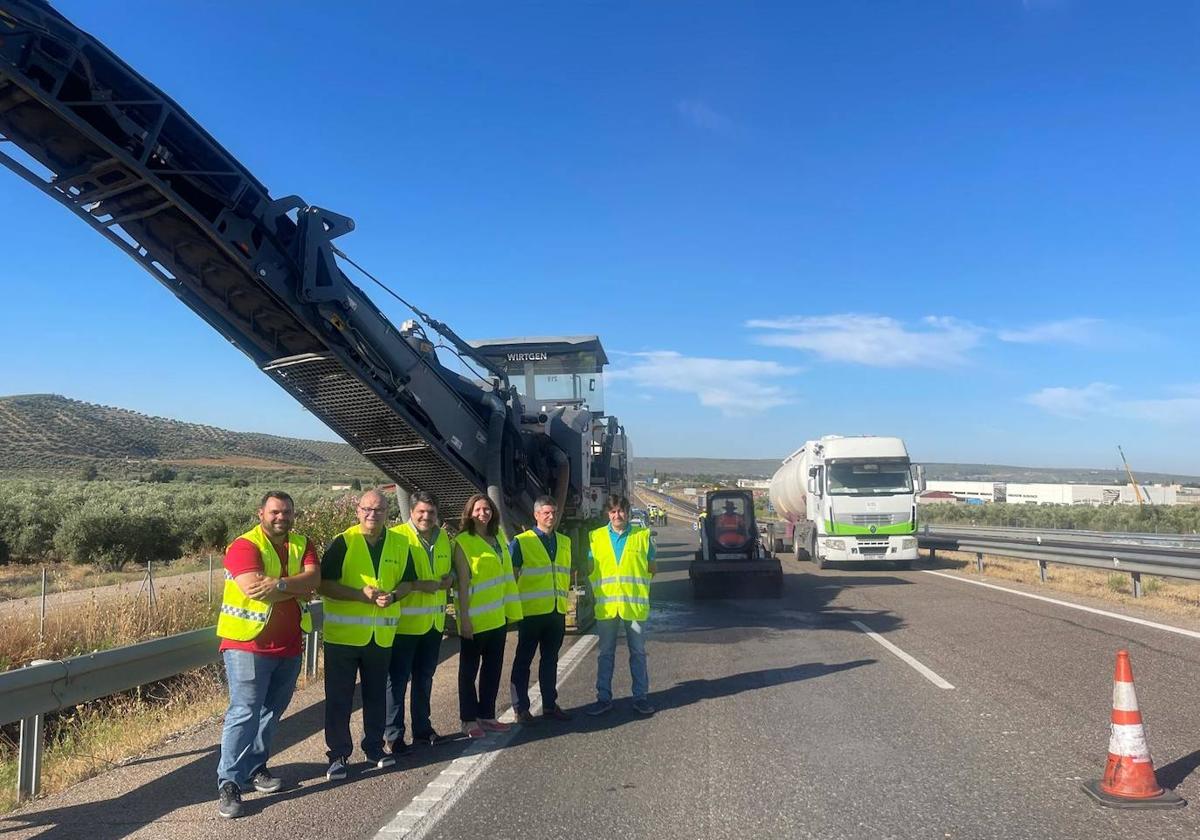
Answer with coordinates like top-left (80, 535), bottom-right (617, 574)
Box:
top-left (703, 490), bottom-right (758, 553)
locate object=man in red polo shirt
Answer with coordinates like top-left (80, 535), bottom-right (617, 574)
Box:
top-left (215, 491), bottom-right (320, 819)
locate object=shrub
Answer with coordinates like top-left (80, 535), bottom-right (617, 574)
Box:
top-left (54, 509), bottom-right (183, 572)
top-left (146, 467), bottom-right (177, 484)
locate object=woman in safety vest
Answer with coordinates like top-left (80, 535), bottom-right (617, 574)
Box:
top-left (453, 492), bottom-right (522, 738)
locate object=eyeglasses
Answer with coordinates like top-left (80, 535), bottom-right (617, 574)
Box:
top-left (358, 507), bottom-right (386, 515)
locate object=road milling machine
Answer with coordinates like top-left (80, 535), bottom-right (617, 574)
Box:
top-left (0, 1), bottom-right (630, 559)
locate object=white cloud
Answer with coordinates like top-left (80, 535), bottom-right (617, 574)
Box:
top-left (675, 99), bottom-right (733, 133)
top-left (1024, 382), bottom-right (1118, 418)
top-left (608, 351), bottom-right (798, 415)
top-left (997, 317), bottom-right (1106, 345)
top-left (1026, 382), bottom-right (1200, 424)
top-left (746, 314), bottom-right (982, 367)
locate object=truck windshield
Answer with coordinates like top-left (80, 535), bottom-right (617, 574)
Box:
top-left (827, 461), bottom-right (913, 495)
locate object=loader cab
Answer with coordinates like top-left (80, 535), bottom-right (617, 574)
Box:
top-left (703, 490), bottom-right (757, 553)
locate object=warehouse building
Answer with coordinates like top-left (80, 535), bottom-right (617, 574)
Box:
top-left (923, 481), bottom-right (1180, 506)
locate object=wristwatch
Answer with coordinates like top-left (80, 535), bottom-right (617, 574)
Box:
top-left (275, 579), bottom-right (287, 593)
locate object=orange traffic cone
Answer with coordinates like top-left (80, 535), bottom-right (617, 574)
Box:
top-left (1082, 650), bottom-right (1184, 809)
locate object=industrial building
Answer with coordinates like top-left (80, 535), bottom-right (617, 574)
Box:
top-left (922, 481), bottom-right (1181, 506)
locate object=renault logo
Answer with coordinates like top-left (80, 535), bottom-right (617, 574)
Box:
top-left (869, 525), bottom-right (877, 534)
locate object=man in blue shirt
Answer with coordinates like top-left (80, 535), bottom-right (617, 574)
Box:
top-left (585, 495), bottom-right (657, 716)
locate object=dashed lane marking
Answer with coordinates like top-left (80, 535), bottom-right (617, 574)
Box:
top-left (374, 632), bottom-right (599, 838)
top-left (850, 619), bottom-right (955, 690)
top-left (922, 570), bottom-right (1200, 641)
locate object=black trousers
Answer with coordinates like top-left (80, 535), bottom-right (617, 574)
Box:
top-left (323, 640), bottom-right (391, 761)
top-left (509, 610), bottom-right (566, 713)
top-left (386, 627), bottom-right (443, 742)
top-left (457, 625), bottom-right (507, 721)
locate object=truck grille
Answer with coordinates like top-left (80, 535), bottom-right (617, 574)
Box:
top-left (850, 513), bottom-right (902, 526)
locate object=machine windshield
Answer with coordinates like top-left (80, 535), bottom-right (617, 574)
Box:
top-left (827, 461), bottom-right (913, 495)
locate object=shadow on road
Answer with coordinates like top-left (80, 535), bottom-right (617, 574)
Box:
top-left (1158, 748), bottom-right (1200, 790)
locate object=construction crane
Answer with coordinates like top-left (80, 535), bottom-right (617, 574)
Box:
top-left (1117, 445), bottom-right (1146, 506)
top-left (0, 0), bottom-right (629, 539)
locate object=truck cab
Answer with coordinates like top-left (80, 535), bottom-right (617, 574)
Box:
top-left (805, 437), bottom-right (925, 569)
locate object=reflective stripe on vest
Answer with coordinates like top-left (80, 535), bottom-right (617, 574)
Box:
top-left (322, 525), bottom-right (408, 647)
top-left (455, 530), bottom-right (523, 634)
top-left (216, 525), bottom-right (312, 641)
top-left (515, 530), bottom-right (572, 616)
top-left (391, 522), bottom-right (453, 635)
top-left (588, 525), bottom-right (652, 621)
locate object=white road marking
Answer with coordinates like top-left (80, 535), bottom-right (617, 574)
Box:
top-left (374, 632), bottom-right (599, 838)
top-left (922, 570), bottom-right (1200, 641)
top-left (850, 620), bottom-right (955, 690)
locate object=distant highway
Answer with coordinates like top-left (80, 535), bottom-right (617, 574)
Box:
top-left (4, 524), bottom-right (1199, 839)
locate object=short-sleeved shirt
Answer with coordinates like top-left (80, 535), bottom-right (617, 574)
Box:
top-left (321, 532), bottom-right (418, 583)
top-left (220, 535), bottom-right (319, 658)
top-left (508, 527), bottom-right (557, 570)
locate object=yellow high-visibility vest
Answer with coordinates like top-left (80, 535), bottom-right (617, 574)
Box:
top-left (216, 525), bottom-right (313, 641)
top-left (454, 530), bottom-right (522, 634)
top-left (515, 530), bottom-right (571, 616)
top-left (588, 525), bottom-right (652, 621)
top-left (391, 522), bottom-right (452, 635)
top-left (321, 525), bottom-right (407, 647)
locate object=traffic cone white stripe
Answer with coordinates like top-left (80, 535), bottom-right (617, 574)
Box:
top-left (1112, 681), bottom-right (1139, 712)
top-left (1108, 723), bottom-right (1152, 762)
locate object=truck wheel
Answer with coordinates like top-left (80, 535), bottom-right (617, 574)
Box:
top-left (692, 577), bottom-right (711, 600)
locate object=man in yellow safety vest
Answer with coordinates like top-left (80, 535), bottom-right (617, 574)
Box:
top-left (385, 490), bottom-right (454, 753)
top-left (509, 495), bottom-right (573, 723)
top-left (215, 491), bottom-right (320, 820)
top-left (318, 489), bottom-right (412, 780)
top-left (585, 494), bottom-right (656, 717)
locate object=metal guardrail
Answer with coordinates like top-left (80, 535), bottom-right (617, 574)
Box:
top-left (1, 604), bottom-right (324, 802)
top-left (919, 525), bottom-right (1200, 595)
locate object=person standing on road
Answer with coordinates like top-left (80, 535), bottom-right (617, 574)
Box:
top-left (319, 489), bottom-right (410, 780)
top-left (509, 495), bottom-right (573, 723)
top-left (385, 490), bottom-right (454, 753)
top-left (216, 491), bottom-right (320, 820)
top-left (453, 493), bottom-right (522, 738)
top-left (586, 494), bottom-right (656, 717)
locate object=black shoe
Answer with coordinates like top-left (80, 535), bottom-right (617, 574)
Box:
top-left (249, 767), bottom-right (283, 794)
top-left (387, 739), bottom-right (411, 756)
top-left (514, 708), bottom-right (538, 724)
top-left (217, 782), bottom-right (243, 819)
top-left (413, 729), bottom-right (443, 745)
top-left (542, 705), bottom-right (573, 721)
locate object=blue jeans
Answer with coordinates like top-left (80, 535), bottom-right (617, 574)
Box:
top-left (217, 650), bottom-right (302, 791)
top-left (595, 617), bottom-right (648, 703)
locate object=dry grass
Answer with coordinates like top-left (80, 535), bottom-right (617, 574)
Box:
top-left (0, 555), bottom-right (219, 601)
top-left (0, 587), bottom-right (218, 671)
top-left (0, 667), bottom-right (229, 814)
top-left (925, 549), bottom-right (1200, 622)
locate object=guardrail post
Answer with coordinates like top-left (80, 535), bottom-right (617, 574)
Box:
top-left (16, 659), bottom-right (52, 802)
top-left (928, 547), bottom-right (937, 562)
top-left (1130, 572), bottom-right (1142, 598)
top-left (975, 552), bottom-right (984, 573)
top-left (1038, 559), bottom-right (1047, 583)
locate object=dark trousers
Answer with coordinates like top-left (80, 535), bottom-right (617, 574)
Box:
top-left (323, 640), bottom-right (391, 761)
top-left (458, 625), bottom-right (507, 721)
top-left (509, 610), bottom-right (566, 713)
top-left (385, 627), bottom-right (443, 742)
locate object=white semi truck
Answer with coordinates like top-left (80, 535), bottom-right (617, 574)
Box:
top-left (767, 436), bottom-right (925, 569)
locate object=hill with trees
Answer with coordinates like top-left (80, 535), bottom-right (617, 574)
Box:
top-left (0, 394), bottom-right (378, 481)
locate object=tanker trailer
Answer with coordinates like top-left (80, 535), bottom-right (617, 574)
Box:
top-left (768, 436), bottom-right (925, 569)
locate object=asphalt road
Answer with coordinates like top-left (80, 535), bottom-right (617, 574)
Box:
top-left (4, 524), bottom-right (1199, 839)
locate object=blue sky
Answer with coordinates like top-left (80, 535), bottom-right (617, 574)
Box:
top-left (2, 1), bottom-right (1197, 473)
